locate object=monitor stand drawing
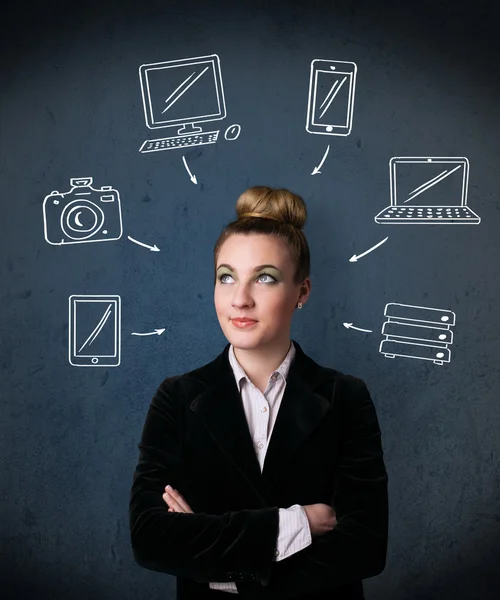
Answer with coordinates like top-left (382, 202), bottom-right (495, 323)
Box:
top-left (138, 54), bottom-right (227, 153)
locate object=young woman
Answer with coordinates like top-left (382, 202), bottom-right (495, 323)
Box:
top-left (129, 186), bottom-right (388, 600)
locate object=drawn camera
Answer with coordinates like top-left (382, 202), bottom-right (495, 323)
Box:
top-left (43, 177), bottom-right (123, 245)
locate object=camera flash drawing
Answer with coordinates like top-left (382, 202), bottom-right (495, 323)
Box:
top-left (306, 59), bottom-right (357, 137)
top-left (43, 178), bottom-right (123, 245)
top-left (380, 303), bottom-right (456, 365)
top-left (69, 295), bottom-right (121, 367)
top-left (139, 54), bottom-right (238, 152)
top-left (374, 157), bottom-right (480, 224)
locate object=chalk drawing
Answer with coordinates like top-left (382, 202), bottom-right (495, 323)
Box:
top-left (43, 178), bottom-right (123, 245)
top-left (375, 157), bottom-right (480, 224)
top-left (380, 303), bottom-right (456, 365)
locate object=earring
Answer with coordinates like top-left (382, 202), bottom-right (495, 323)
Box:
top-left (297, 302), bottom-right (303, 309)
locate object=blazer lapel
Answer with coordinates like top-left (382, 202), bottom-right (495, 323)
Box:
top-left (189, 341), bottom-right (334, 503)
top-left (190, 366), bottom-right (265, 501)
top-left (260, 363), bottom-right (331, 497)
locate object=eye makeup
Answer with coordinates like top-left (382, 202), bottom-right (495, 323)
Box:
top-left (216, 265), bottom-right (282, 282)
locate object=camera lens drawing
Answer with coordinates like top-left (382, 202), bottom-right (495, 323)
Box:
top-left (43, 177), bottom-right (123, 245)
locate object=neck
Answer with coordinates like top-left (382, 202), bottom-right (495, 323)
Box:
top-left (232, 337), bottom-right (292, 384)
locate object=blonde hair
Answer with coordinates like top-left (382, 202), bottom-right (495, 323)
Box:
top-left (213, 186), bottom-right (310, 285)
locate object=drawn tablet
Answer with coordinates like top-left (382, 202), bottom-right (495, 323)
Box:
top-left (306, 59), bottom-right (357, 136)
top-left (69, 295), bottom-right (121, 367)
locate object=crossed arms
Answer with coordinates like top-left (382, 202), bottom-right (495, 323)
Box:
top-left (129, 375), bottom-right (388, 597)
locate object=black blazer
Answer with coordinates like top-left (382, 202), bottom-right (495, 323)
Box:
top-left (129, 340), bottom-right (388, 600)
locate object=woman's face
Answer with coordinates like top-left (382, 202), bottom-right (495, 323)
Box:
top-left (214, 233), bottom-right (310, 350)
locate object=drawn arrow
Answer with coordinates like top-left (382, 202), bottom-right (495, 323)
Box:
top-left (311, 145), bottom-right (330, 175)
top-left (127, 236), bottom-right (160, 252)
top-left (343, 323), bottom-right (373, 333)
top-left (349, 236), bottom-right (388, 262)
top-left (131, 329), bottom-right (166, 336)
top-left (182, 156), bottom-right (198, 184)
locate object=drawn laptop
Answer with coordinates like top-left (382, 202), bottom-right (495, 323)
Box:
top-left (374, 157), bottom-right (480, 224)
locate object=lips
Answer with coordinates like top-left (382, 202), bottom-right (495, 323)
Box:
top-left (232, 318), bottom-right (257, 323)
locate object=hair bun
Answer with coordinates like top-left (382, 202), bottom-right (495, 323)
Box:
top-left (235, 186), bottom-right (307, 230)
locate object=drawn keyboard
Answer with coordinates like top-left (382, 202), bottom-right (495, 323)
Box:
top-left (140, 131), bottom-right (219, 153)
top-left (375, 205), bottom-right (480, 223)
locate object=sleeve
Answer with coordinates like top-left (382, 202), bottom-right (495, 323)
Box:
top-left (129, 377), bottom-right (280, 583)
top-left (241, 377), bottom-right (388, 598)
top-left (208, 504), bottom-right (311, 592)
top-left (275, 505), bottom-right (312, 561)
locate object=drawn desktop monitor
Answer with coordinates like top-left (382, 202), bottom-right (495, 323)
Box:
top-left (69, 295), bottom-right (121, 367)
top-left (139, 54), bottom-right (227, 153)
top-left (374, 157), bottom-right (481, 224)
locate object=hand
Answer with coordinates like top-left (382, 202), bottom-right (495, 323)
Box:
top-left (162, 485), bottom-right (194, 514)
top-left (302, 503), bottom-right (337, 538)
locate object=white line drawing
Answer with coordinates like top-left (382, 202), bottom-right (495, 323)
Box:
top-left (138, 54), bottom-right (227, 153)
top-left (306, 59), bottom-right (357, 137)
top-left (374, 157), bottom-right (481, 224)
top-left (131, 328), bottom-right (166, 336)
top-left (69, 295), bottom-right (121, 367)
top-left (379, 303), bottom-right (456, 365)
top-left (43, 178), bottom-right (123, 245)
top-left (349, 236), bottom-right (388, 262)
top-left (224, 124), bottom-right (241, 141)
top-left (182, 156), bottom-right (198, 184)
top-left (311, 145), bottom-right (330, 175)
top-left (127, 236), bottom-right (160, 252)
top-left (343, 323), bottom-right (373, 333)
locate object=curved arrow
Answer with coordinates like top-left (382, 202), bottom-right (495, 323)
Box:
top-left (131, 329), bottom-right (166, 336)
top-left (349, 237), bottom-right (388, 262)
top-left (343, 322), bottom-right (373, 333)
top-left (127, 236), bottom-right (160, 252)
top-left (311, 145), bottom-right (330, 175)
top-left (182, 156), bottom-right (198, 184)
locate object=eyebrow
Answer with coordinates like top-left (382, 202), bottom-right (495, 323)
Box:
top-left (216, 263), bottom-right (281, 272)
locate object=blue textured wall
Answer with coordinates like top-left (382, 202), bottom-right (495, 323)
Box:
top-left (1, 1), bottom-right (500, 598)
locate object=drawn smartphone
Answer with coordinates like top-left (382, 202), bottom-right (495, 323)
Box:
top-left (306, 59), bottom-right (357, 136)
top-left (69, 295), bottom-right (121, 367)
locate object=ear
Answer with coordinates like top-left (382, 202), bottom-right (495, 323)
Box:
top-left (298, 277), bottom-right (312, 305)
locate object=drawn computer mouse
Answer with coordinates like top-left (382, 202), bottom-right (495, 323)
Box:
top-left (224, 123), bottom-right (241, 141)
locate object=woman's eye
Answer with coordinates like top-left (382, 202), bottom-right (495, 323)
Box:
top-left (219, 273), bottom-right (233, 284)
top-left (257, 273), bottom-right (276, 283)
top-left (218, 273), bottom-right (276, 284)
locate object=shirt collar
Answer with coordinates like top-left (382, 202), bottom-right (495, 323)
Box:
top-left (228, 341), bottom-right (296, 392)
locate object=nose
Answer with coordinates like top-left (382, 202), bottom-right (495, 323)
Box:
top-left (231, 282), bottom-right (255, 309)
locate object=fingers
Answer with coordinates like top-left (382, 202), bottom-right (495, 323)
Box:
top-left (163, 486), bottom-right (194, 513)
top-left (163, 489), bottom-right (182, 512)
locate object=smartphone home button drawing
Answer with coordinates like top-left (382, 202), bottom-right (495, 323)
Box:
top-left (69, 295), bottom-right (121, 367)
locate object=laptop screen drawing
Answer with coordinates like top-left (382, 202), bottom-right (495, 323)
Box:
top-left (392, 158), bottom-right (468, 207)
